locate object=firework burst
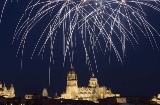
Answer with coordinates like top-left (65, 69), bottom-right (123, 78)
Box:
top-left (1, 0), bottom-right (160, 84)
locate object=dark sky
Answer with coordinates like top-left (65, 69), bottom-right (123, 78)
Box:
top-left (0, 0), bottom-right (160, 98)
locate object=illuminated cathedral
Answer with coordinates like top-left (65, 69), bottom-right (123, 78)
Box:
top-left (61, 66), bottom-right (120, 103)
top-left (0, 82), bottom-right (15, 98)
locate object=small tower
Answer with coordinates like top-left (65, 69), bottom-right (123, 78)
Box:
top-left (66, 66), bottom-right (78, 99)
top-left (0, 82), bottom-right (2, 88)
top-left (9, 84), bottom-right (15, 98)
top-left (54, 92), bottom-right (59, 99)
top-left (42, 88), bottom-right (48, 97)
top-left (3, 83), bottom-right (7, 91)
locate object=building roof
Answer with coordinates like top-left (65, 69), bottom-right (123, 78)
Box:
top-left (68, 66), bottom-right (76, 74)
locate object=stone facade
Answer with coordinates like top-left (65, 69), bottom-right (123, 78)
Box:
top-left (61, 66), bottom-right (120, 103)
top-left (151, 94), bottom-right (160, 104)
top-left (0, 82), bottom-right (15, 98)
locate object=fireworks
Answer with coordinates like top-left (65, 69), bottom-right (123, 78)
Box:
top-left (1, 0), bottom-right (160, 74)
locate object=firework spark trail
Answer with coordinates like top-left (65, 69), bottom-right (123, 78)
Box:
top-left (0, 0), bottom-right (8, 23)
top-left (1, 0), bottom-right (160, 81)
top-left (14, 0), bottom-right (160, 64)
top-left (0, 0), bottom-right (20, 23)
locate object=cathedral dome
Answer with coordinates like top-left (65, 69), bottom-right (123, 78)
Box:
top-left (90, 73), bottom-right (98, 81)
top-left (90, 77), bottom-right (98, 81)
top-left (88, 73), bottom-right (99, 87)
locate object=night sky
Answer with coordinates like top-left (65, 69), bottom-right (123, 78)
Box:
top-left (0, 0), bottom-right (160, 98)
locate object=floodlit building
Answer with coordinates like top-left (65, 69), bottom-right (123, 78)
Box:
top-left (25, 93), bottom-right (41, 100)
top-left (61, 66), bottom-right (120, 103)
top-left (42, 88), bottom-right (48, 97)
top-left (151, 94), bottom-right (160, 104)
top-left (0, 82), bottom-right (15, 98)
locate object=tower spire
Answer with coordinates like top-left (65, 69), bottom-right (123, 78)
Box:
top-left (92, 72), bottom-right (94, 77)
top-left (70, 64), bottom-right (74, 71)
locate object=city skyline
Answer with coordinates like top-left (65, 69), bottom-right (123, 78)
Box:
top-left (0, 0), bottom-right (160, 98)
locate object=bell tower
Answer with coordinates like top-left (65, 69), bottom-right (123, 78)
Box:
top-left (42, 88), bottom-right (48, 97)
top-left (66, 66), bottom-right (78, 99)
